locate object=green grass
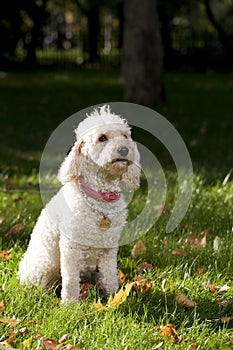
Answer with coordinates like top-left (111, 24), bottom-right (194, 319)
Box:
top-left (0, 68), bottom-right (233, 349)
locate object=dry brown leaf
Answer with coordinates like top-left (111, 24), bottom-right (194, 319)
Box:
top-left (0, 316), bottom-right (20, 327)
top-left (118, 270), bottom-right (126, 283)
top-left (0, 300), bottom-right (5, 315)
top-left (42, 338), bottom-right (59, 350)
top-left (138, 262), bottom-right (155, 273)
top-left (220, 317), bottom-right (233, 324)
top-left (7, 327), bottom-right (29, 344)
top-left (7, 330), bottom-right (15, 344)
top-left (184, 230), bottom-right (211, 249)
top-left (160, 323), bottom-right (181, 342)
top-left (0, 250), bottom-right (11, 261)
top-left (176, 293), bottom-right (196, 308)
top-left (188, 344), bottom-right (197, 350)
top-left (172, 249), bottom-right (187, 257)
top-left (58, 333), bottom-right (70, 344)
top-left (205, 282), bottom-right (231, 294)
top-left (131, 240), bottom-right (147, 257)
top-left (133, 276), bottom-right (152, 295)
top-left (195, 267), bottom-right (205, 275)
top-left (6, 223), bottom-right (23, 236)
top-left (79, 283), bottom-right (93, 300)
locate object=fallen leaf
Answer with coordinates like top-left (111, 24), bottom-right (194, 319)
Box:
top-left (42, 338), bottom-right (58, 350)
top-left (33, 333), bottom-right (42, 339)
top-left (188, 344), bottom-right (197, 350)
top-left (80, 283), bottom-right (93, 300)
top-left (205, 282), bottom-right (231, 294)
top-left (138, 262), bottom-right (155, 273)
top-left (176, 293), bottom-right (196, 308)
top-left (7, 330), bottom-right (15, 344)
top-left (94, 299), bottom-right (106, 310)
top-left (217, 298), bottom-right (228, 307)
top-left (65, 344), bottom-right (76, 350)
top-left (0, 250), bottom-right (11, 261)
top-left (218, 285), bottom-right (231, 294)
top-left (6, 223), bottom-right (23, 236)
top-left (0, 300), bottom-right (5, 315)
top-left (131, 240), bottom-right (147, 257)
top-left (107, 283), bottom-right (134, 308)
top-left (195, 267), bottom-right (205, 275)
top-left (95, 283), bottom-right (134, 310)
top-left (0, 340), bottom-right (16, 349)
top-left (160, 323), bottom-right (181, 342)
top-left (16, 327), bottom-right (29, 335)
top-left (220, 317), bottom-right (233, 324)
top-left (0, 316), bottom-right (20, 327)
top-left (184, 230), bottom-right (211, 249)
top-left (172, 249), bottom-right (187, 257)
top-left (118, 270), bottom-right (126, 283)
top-left (133, 276), bottom-right (152, 295)
top-left (58, 333), bottom-right (70, 344)
top-left (23, 336), bottom-right (33, 348)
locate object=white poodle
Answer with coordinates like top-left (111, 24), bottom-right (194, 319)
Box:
top-left (18, 105), bottom-right (141, 303)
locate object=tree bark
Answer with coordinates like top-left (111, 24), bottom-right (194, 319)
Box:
top-left (122, 0), bottom-right (164, 106)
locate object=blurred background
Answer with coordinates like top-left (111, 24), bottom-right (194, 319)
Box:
top-left (0, 0), bottom-right (233, 178)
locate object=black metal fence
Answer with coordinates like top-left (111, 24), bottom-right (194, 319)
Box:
top-left (9, 5), bottom-right (225, 68)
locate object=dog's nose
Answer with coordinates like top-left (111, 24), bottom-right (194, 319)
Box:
top-left (117, 146), bottom-right (129, 157)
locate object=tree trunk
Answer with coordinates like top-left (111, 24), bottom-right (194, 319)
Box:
top-left (204, 0), bottom-right (233, 61)
top-left (86, 5), bottom-right (100, 63)
top-left (25, 0), bottom-right (47, 66)
top-left (74, 0), bottom-right (100, 63)
top-left (122, 0), bottom-right (164, 107)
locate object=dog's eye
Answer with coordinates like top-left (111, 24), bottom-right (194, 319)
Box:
top-left (123, 134), bottom-right (128, 139)
top-left (98, 135), bottom-right (108, 142)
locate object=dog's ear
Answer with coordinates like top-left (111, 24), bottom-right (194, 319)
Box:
top-left (57, 141), bottom-right (84, 184)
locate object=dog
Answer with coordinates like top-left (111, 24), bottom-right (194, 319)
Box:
top-left (18, 105), bottom-right (141, 303)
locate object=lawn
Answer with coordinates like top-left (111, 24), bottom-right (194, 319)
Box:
top-left (0, 68), bottom-right (233, 349)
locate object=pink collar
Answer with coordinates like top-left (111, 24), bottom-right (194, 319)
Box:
top-left (79, 175), bottom-right (120, 202)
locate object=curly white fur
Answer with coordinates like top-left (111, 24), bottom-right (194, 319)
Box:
top-left (18, 105), bottom-right (141, 303)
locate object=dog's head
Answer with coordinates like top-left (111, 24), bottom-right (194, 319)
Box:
top-left (58, 106), bottom-right (141, 192)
